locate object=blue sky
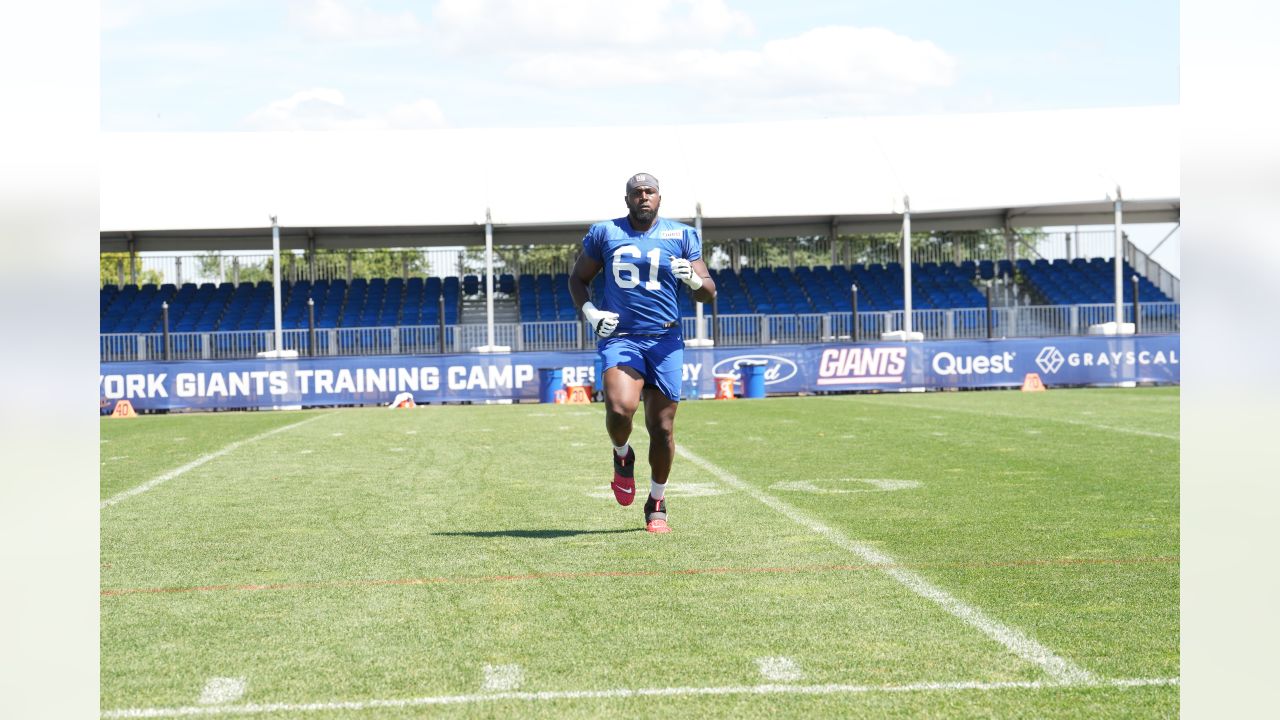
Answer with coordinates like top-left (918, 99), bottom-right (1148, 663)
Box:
top-left (102, 0), bottom-right (1179, 132)
top-left (101, 1), bottom-right (1181, 272)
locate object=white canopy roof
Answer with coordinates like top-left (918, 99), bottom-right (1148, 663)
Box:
top-left (100, 105), bottom-right (1178, 252)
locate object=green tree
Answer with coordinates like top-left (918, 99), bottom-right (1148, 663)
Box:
top-left (343, 249), bottom-right (432, 279)
top-left (462, 244), bottom-right (578, 277)
top-left (99, 253), bottom-right (162, 287)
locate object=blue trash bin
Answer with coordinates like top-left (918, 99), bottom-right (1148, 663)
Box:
top-left (538, 368), bottom-right (564, 403)
top-left (740, 361), bottom-right (767, 399)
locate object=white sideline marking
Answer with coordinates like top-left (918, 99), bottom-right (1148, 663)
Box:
top-left (100, 677), bottom-right (1178, 717)
top-left (198, 678), bottom-right (247, 705)
top-left (100, 416), bottom-right (324, 509)
top-left (756, 657), bottom-right (803, 682)
top-left (677, 446), bottom-right (1095, 685)
top-left (482, 664), bottom-right (524, 692)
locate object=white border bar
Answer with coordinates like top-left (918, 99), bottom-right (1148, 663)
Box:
top-left (101, 677), bottom-right (1178, 718)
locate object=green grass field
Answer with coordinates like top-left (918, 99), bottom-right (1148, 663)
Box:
top-left (100, 387), bottom-right (1179, 718)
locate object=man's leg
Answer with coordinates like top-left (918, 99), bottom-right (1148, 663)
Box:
top-left (604, 366), bottom-right (644, 506)
top-left (642, 390), bottom-right (678, 533)
top-left (603, 365), bottom-right (644, 447)
top-left (642, 389), bottom-right (679, 484)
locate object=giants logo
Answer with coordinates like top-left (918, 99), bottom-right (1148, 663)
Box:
top-left (816, 347), bottom-right (907, 385)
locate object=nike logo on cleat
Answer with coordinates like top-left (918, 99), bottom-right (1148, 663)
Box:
top-left (613, 485), bottom-right (634, 495)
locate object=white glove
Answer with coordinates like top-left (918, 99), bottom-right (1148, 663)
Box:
top-left (670, 256), bottom-right (704, 290)
top-left (581, 301), bottom-right (619, 338)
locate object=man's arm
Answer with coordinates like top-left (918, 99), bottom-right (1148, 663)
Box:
top-left (568, 252), bottom-right (619, 337)
top-left (670, 256), bottom-right (717, 304)
top-left (688, 259), bottom-right (716, 304)
top-left (567, 252), bottom-right (601, 312)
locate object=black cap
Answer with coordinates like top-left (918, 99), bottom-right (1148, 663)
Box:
top-left (626, 173), bottom-right (659, 193)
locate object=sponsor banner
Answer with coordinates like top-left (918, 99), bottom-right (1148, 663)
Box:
top-left (99, 352), bottom-right (599, 411)
top-left (689, 335), bottom-right (1178, 395)
top-left (918, 335), bottom-right (1180, 388)
top-left (100, 335), bottom-right (1178, 411)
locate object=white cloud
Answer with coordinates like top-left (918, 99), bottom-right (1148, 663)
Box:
top-left (242, 88), bottom-right (446, 130)
top-left (288, 0), bottom-right (425, 43)
top-left (432, 0), bottom-right (752, 52)
top-left (507, 25), bottom-right (955, 103)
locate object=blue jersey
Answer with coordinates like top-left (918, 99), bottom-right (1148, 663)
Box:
top-left (582, 216), bottom-right (702, 335)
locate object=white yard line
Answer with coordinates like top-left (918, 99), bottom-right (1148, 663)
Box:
top-left (198, 678), bottom-right (247, 705)
top-left (678, 446), bottom-right (1096, 684)
top-left (866, 400), bottom-right (1178, 441)
top-left (100, 676), bottom-right (1178, 718)
top-left (756, 657), bottom-right (803, 682)
top-left (100, 416), bottom-right (325, 510)
top-left (481, 665), bottom-right (524, 692)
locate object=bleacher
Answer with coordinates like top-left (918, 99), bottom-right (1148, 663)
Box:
top-left (1017, 258), bottom-right (1171, 305)
top-left (100, 258), bottom-right (1176, 360)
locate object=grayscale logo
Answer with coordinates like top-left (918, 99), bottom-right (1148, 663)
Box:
top-left (1036, 346), bottom-right (1065, 374)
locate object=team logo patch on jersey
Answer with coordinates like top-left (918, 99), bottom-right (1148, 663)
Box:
top-left (659, 229), bottom-right (683, 239)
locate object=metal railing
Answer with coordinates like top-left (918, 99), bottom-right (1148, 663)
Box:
top-left (100, 302), bottom-right (1179, 363)
top-left (1125, 240), bottom-right (1180, 302)
top-left (101, 230), bottom-right (1177, 287)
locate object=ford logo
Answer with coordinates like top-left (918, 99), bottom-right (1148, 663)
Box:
top-left (711, 355), bottom-right (799, 385)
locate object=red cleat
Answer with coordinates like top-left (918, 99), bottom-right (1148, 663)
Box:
top-left (611, 448), bottom-right (636, 506)
top-left (644, 495), bottom-right (670, 533)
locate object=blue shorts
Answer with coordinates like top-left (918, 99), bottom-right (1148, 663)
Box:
top-left (598, 332), bottom-right (684, 402)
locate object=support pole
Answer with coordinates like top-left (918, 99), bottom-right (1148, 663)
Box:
top-left (850, 283), bottom-right (859, 342)
top-left (1113, 187), bottom-right (1124, 326)
top-left (711, 294), bottom-right (720, 346)
top-left (271, 216), bottom-right (283, 353)
top-left (694, 202), bottom-right (707, 344)
top-left (438, 292), bottom-right (446, 354)
top-left (901, 196), bottom-right (913, 335)
top-left (830, 219), bottom-right (838, 267)
top-left (307, 235), bottom-right (316, 283)
top-left (484, 208), bottom-right (496, 349)
top-left (161, 301), bottom-right (171, 360)
top-left (1132, 274), bottom-right (1141, 334)
top-left (985, 282), bottom-right (994, 339)
top-left (127, 236), bottom-right (137, 286)
top-left (307, 297), bottom-right (316, 356)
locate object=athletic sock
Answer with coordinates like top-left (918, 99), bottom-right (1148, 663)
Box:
top-left (649, 479), bottom-right (666, 500)
top-left (613, 442), bottom-right (631, 458)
